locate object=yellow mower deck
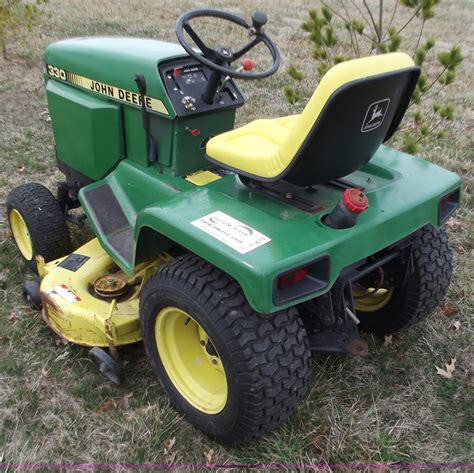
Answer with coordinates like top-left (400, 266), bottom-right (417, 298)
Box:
top-left (38, 239), bottom-right (169, 348)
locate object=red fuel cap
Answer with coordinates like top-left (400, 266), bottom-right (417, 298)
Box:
top-left (342, 188), bottom-right (369, 213)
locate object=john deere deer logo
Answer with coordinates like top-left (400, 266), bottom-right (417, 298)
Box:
top-left (361, 98), bottom-right (390, 133)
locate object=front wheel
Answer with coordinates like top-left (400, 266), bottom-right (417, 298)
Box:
top-left (139, 254), bottom-right (311, 445)
top-left (354, 225), bottom-right (453, 336)
top-left (6, 183), bottom-right (72, 272)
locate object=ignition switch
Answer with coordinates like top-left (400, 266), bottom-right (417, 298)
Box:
top-left (181, 95), bottom-right (196, 111)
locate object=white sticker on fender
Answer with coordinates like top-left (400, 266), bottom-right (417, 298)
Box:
top-left (52, 284), bottom-right (81, 303)
top-left (191, 211), bottom-right (271, 254)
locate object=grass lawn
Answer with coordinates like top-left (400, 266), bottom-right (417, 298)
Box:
top-left (0, 0), bottom-right (472, 467)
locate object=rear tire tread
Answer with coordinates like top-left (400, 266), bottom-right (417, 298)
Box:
top-left (140, 253), bottom-right (311, 444)
top-left (399, 225), bottom-right (453, 330)
top-left (358, 225), bottom-right (453, 336)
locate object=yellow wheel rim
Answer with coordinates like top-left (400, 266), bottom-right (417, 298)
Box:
top-left (155, 307), bottom-right (228, 414)
top-left (9, 209), bottom-right (33, 260)
top-left (353, 284), bottom-right (394, 312)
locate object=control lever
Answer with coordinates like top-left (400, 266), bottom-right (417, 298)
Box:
top-left (134, 73), bottom-right (157, 163)
top-left (241, 59), bottom-right (255, 71)
top-left (251, 11), bottom-right (268, 33)
top-left (216, 59), bottom-right (254, 96)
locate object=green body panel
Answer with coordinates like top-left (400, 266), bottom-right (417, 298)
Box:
top-left (46, 80), bottom-right (124, 180)
top-left (44, 38), bottom-right (186, 119)
top-left (44, 37), bottom-right (460, 313)
top-left (79, 146), bottom-right (460, 314)
top-left (43, 38), bottom-right (239, 177)
top-left (43, 38), bottom-right (184, 174)
top-left (123, 107), bottom-right (148, 167)
top-left (169, 112), bottom-right (237, 176)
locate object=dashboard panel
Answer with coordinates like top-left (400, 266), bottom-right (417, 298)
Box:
top-left (159, 58), bottom-right (245, 117)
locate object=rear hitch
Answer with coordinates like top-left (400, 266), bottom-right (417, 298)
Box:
top-left (305, 280), bottom-right (368, 357)
top-left (308, 328), bottom-right (368, 357)
top-left (305, 243), bottom-right (416, 356)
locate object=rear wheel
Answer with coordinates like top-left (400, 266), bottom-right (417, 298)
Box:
top-left (354, 226), bottom-right (453, 336)
top-left (6, 183), bottom-right (72, 272)
top-left (139, 254), bottom-right (311, 445)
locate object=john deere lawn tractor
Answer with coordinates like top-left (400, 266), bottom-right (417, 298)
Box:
top-left (6, 9), bottom-right (460, 444)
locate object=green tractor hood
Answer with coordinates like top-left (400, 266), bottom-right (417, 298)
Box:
top-left (44, 38), bottom-right (189, 118)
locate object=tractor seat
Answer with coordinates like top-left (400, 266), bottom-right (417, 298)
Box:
top-left (206, 53), bottom-right (420, 187)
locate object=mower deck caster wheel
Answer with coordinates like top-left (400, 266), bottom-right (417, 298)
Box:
top-left (22, 280), bottom-right (42, 310)
top-left (88, 347), bottom-right (123, 385)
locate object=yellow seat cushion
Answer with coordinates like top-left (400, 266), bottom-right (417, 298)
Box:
top-left (206, 52), bottom-right (415, 179)
top-left (206, 115), bottom-right (300, 178)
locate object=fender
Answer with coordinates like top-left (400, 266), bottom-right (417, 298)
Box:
top-left (79, 149), bottom-right (460, 315)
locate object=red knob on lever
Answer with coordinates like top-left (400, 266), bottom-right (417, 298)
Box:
top-left (241, 59), bottom-right (254, 71)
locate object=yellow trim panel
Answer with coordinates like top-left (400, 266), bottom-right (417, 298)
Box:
top-left (185, 170), bottom-right (222, 186)
top-left (45, 64), bottom-right (169, 115)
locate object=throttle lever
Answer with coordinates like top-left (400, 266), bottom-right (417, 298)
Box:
top-left (216, 59), bottom-right (254, 96)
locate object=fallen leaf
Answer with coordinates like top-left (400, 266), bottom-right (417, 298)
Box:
top-left (54, 351), bottom-right (68, 362)
top-left (165, 450), bottom-right (177, 464)
top-left (446, 219), bottom-right (462, 231)
top-left (39, 110), bottom-right (51, 122)
top-left (204, 449), bottom-right (214, 464)
top-left (435, 358), bottom-right (456, 379)
top-left (439, 303), bottom-right (458, 318)
top-left (0, 229), bottom-right (10, 241)
top-left (452, 321), bottom-right (461, 331)
top-left (7, 313), bottom-right (17, 322)
top-left (100, 392), bottom-right (134, 411)
top-left (99, 399), bottom-right (118, 411)
top-left (164, 437), bottom-right (176, 453)
top-left (138, 404), bottom-right (155, 414)
top-left (384, 335), bottom-right (393, 346)
top-left (312, 435), bottom-right (325, 454)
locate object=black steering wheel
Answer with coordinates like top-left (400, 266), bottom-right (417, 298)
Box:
top-left (175, 9), bottom-right (281, 81)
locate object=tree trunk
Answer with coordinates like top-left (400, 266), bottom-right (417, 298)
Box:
top-left (0, 33), bottom-right (7, 60)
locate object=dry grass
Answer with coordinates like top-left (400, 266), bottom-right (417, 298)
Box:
top-left (0, 0), bottom-right (472, 467)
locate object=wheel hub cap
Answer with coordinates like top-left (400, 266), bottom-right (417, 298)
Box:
top-left (155, 307), bottom-right (227, 414)
top-left (9, 209), bottom-right (33, 260)
top-left (353, 285), bottom-right (394, 312)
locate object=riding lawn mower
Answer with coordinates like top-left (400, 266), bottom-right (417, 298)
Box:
top-left (6, 9), bottom-right (460, 445)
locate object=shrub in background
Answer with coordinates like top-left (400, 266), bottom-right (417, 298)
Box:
top-left (284, 0), bottom-right (463, 152)
top-left (0, 0), bottom-right (48, 60)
